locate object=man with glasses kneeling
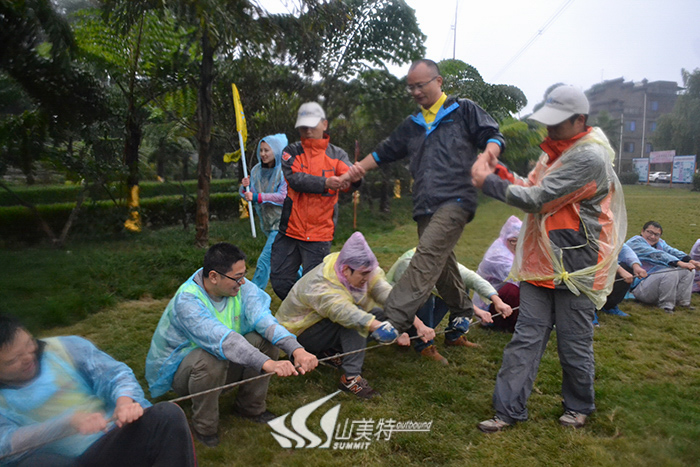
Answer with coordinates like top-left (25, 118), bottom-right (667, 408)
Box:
top-left (145, 243), bottom-right (318, 448)
top-left (625, 221), bottom-right (700, 314)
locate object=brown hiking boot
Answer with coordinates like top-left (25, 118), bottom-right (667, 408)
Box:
top-left (445, 335), bottom-right (480, 348)
top-left (420, 345), bottom-right (448, 365)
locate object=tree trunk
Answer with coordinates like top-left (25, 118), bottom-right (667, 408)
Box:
top-left (194, 27), bottom-right (215, 248)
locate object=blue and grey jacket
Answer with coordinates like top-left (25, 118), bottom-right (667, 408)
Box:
top-left (371, 96), bottom-right (504, 219)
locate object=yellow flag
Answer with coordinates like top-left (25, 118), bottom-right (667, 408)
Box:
top-left (232, 84), bottom-right (247, 144)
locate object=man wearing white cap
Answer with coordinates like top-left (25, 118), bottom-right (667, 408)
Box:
top-left (471, 85), bottom-right (626, 432)
top-left (270, 102), bottom-right (359, 300)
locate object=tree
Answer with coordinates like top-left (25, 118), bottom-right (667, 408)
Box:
top-left (652, 68), bottom-right (700, 158)
top-left (439, 59), bottom-right (527, 120)
top-left (591, 110), bottom-right (620, 156)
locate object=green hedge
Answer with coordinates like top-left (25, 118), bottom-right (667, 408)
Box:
top-left (0, 179), bottom-right (238, 207)
top-left (618, 171), bottom-right (640, 185)
top-left (0, 192), bottom-right (241, 243)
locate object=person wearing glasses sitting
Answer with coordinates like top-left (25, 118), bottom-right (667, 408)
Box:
top-left (145, 243), bottom-right (318, 448)
top-left (338, 58), bottom-right (505, 348)
top-left (625, 221), bottom-right (699, 314)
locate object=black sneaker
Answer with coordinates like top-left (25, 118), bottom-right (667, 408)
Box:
top-left (339, 374), bottom-right (378, 399)
top-left (193, 429), bottom-right (220, 447)
top-left (234, 409), bottom-right (277, 424)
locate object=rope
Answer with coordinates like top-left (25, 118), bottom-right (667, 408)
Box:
top-left (613, 265), bottom-right (692, 283)
top-left (1, 311), bottom-right (512, 459)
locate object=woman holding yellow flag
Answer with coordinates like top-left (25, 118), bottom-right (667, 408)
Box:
top-left (239, 134), bottom-right (288, 290)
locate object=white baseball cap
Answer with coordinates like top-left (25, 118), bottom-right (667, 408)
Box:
top-left (295, 102), bottom-right (326, 128)
top-left (529, 85), bottom-right (590, 125)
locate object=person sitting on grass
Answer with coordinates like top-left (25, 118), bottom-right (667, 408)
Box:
top-left (692, 238), bottom-right (700, 293)
top-left (0, 313), bottom-right (196, 467)
top-left (598, 244), bottom-right (648, 318)
top-left (239, 133), bottom-right (289, 291)
top-left (473, 215), bottom-right (522, 332)
top-left (275, 232), bottom-right (434, 399)
top-left (625, 221), bottom-right (699, 314)
top-left (145, 243), bottom-right (318, 448)
top-left (386, 248), bottom-right (512, 365)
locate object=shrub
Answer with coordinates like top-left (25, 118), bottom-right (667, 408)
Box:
top-left (0, 193), bottom-right (240, 243)
top-left (692, 172), bottom-right (700, 192)
top-left (0, 179), bottom-right (237, 207)
top-left (618, 171), bottom-right (640, 185)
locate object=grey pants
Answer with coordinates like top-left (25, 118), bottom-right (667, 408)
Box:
top-left (383, 203), bottom-right (474, 332)
top-left (172, 332), bottom-right (278, 436)
top-left (493, 282), bottom-right (596, 424)
top-left (632, 267), bottom-right (694, 310)
top-left (296, 308), bottom-right (386, 377)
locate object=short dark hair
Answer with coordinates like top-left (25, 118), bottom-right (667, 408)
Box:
top-left (203, 243), bottom-right (246, 276)
top-left (643, 220), bottom-right (663, 234)
top-left (567, 114), bottom-right (589, 125)
top-left (0, 314), bottom-right (25, 349)
top-left (409, 59), bottom-right (440, 77)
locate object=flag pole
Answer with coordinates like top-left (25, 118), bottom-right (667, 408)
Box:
top-left (232, 84), bottom-right (256, 238)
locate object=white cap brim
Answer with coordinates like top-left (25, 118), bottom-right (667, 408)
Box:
top-left (295, 116), bottom-right (322, 128)
top-left (529, 107), bottom-right (575, 126)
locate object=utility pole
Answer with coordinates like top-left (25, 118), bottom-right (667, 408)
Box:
top-left (452, 0), bottom-right (458, 59)
top-left (618, 112), bottom-right (624, 173)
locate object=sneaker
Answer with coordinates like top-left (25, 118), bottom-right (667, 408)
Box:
top-left (477, 415), bottom-right (511, 433)
top-left (444, 335), bottom-right (480, 348)
top-left (339, 374), bottom-right (378, 399)
top-left (559, 410), bottom-right (587, 428)
top-left (234, 409), bottom-right (277, 424)
top-left (664, 307), bottom-right (674, 314)
top-left (420, 345), bottom-right (448, 365)
top-left (193, 429), bottom-right (220, 447)
top-left (602, 306), bottom-right (629, 317)
top-left (446, 316), bottom-right (470, 334)
top-left (319, 349), bottom-right (343, 369)
top-left (370, 321), bottom-right (399, 343)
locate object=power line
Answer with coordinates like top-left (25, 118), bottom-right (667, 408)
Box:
top-left (491, 0), bottom-right (576, 81)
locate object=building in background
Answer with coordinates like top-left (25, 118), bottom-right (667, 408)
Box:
top-left (586, 78), bottom-right (680, 173)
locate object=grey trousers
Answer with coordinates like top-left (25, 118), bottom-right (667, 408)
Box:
top-left (383, 203), bottom-right (474, 332)
top-left (493, 282), bottom-right (596, 424)
top-left (172, 332), bottom-right (278, 436)
top-left (632, 267), bottom-right (694, 310)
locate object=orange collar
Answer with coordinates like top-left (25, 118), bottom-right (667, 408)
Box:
top-left (540, 127), bottom-right (592, 164)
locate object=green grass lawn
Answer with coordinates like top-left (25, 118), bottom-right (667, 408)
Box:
top-left (2, 184), bottom-right (700, 466)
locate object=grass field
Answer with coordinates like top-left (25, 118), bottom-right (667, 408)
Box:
top-left (1, 184), bottom-right (699, 466)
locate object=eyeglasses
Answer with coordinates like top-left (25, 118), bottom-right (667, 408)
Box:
top-left (643, 229), bottom-right (661, 238)
top-left (406, 76), bottom-right (438, 93)
top-left (215, 270), bottom-right (246, 286)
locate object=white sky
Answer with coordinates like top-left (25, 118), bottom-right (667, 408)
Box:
top-left (261, 0), bottom-right (700, 115)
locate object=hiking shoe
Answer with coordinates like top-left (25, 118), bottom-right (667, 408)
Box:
top-left (559, 410), bottom-right (587, 428)
top-left (193, 429), bottom-right (220, 447)
top-left (477, 415), bottom-right (511, 433)
top-left (234, 409), bottom-right (277, 424)
top-left (445, 335), bottom-right (480, 348)
top-left (370, 321), bottom-right (399, 343)
top-left (339, 375), bottom-right (378, 399)
top-left (446, 316), bottom-right (470, 334)
top-left (602, 306), bottom-right (629, 317)
top-left (420, 345), bottom-right (448, 365)
top-left (319, 349), bottom-right (343, 369)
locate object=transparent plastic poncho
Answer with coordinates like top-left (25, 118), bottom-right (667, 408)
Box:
top-left (507, 127), bottom-right (627, 309)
